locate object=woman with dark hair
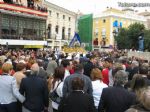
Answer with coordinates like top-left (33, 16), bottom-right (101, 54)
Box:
top-left (130, 74), bottom-right (148, 93)
top-left (58, 77), bottom-right (96, 112)
top-left (50, 66), bottom-right (65, 112)
top-left (13, 62), bottom-right (26, 88)
top-left (13, 62), bottom-right (26, 112)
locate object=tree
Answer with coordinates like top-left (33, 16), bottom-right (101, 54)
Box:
top-left (128, 23), bottom-right (145, 50)
top-left (115, 28), bottom-right (130, 49)
top-left (144, 30), bottom-right (150, 51)
top-left (115, 23), bottom-right (149, 50)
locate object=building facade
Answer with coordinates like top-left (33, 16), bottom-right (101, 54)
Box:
top-left (0, 0), bottom-right (48, 48)
top-left (93, 8), bottom-right (146, 48)
top-left (44, 1), bottom-right (77, 50)
top-left (139, 11), bottom-right (150, 29)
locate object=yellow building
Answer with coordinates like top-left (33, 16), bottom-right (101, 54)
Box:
top-left (93, 8), bottom-right (146, 48)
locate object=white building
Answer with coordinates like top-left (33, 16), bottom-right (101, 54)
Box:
top-left (44, 1), bottom-right (77, 50)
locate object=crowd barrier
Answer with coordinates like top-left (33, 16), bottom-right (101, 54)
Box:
top-left (128, 51), bottom-right (150, 62)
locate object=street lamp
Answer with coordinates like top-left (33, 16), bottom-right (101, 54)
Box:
top-left (112, 30), bottom-right (118, 50)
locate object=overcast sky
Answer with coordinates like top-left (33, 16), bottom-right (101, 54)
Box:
top-left (46, 0), bottom-right (150, 14)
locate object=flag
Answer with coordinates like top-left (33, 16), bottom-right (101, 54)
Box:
top-left (69, 33), bottom-right (81, 47)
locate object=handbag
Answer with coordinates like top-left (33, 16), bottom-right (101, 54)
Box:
top-left (49, 82), bottom-right (62, 104)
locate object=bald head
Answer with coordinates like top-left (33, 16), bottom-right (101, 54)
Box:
top-left (30, 63), bottom-right (39, 75)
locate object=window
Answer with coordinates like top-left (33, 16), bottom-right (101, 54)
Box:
top-left (68, 17), bottom-right (71, 21)
top-left (94, 28), bottom-right (98, 38)
top-left (49, 10), bottom-right (52, 16)
top-left (68, 28), bottom-right (71, 39)
top-left (102, 28), bottom-right (106, 38)
top-left (55, 25), bottom-right (59, 34)
top-left (62, 27), bottom-right (65, 39)
top-left (47, 24), bottom-right (51, 39)
top-left (95, 20), bottom-right (98, 24)
top-left (103, 19), bottom-right (106, 23)
top-left (63, 15), bottom-right (65, 19)
top-left (56, 13), bottom-right (59, 18)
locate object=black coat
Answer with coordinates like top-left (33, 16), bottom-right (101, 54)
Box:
top-left (19, 75), bottom-right (49, 112)
top-left (84, 61), bottom-right (95, 78)
top-left (38, 67), bottom-right (48, 80)
top-left (58, 91), bottom-right (96, 112)
top-left (98, 86), bottom-right (136, 112)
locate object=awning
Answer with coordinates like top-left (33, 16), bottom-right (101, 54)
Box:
top-left (24, 45), bottom-right (43, 48)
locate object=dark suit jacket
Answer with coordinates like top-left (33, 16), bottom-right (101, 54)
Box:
top-left (38, 67), bottom-right (48, 80)
top-left (84, 61), bottom-right (95, 78)
top-left (19, 75), bottom-right (49, 112)
top-left (58, 91), bottom-right (96, 112)
top-left (98, 86), bottom-right (136, 112)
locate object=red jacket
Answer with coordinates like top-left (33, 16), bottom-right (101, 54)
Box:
top-left (102, 68), bottom-right (109, 85)
top-left (0, 69), bottom-right (2, 75)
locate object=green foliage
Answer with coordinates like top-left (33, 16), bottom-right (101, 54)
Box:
top-left (128, 23), bottom-right (145, 49)
top-left (115, 28), bottom-right (130, 49)
top-left (116, 23), bottom-right (150, 51)
top-left (144, 30), bottom-right (150, 51)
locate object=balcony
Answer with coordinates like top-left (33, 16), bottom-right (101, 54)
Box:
top-left (0, 1), bottom-right (48, 17)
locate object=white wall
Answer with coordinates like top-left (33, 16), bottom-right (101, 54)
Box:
top-left (0, 39), bottom-right (47, 45)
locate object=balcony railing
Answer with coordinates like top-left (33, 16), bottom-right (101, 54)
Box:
top-left (0, 1), bottom-right (48, 17)
top-left (1, 34), bottom-right (44, 40)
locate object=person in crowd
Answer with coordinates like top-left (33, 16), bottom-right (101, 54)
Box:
top-left (84, 55), bottom-right (96, 78)
top-left (63, 64), bottom-right (93, 97)
top-left (0, 63), bottom-right (25, 112)
top-left (19, 63), bottom-right (49, 112)
top-left (69, 60), bottom-right (79, 75)
top-left (125, 87), bottom-right (150, 112)
top-left (4, 59), bottom-right (16, 76)
top-left (13, 62), bottom-right (26, 112)
top-left (98, 70), bottom-right (136, 112)
top-left (11, 56), bottom-right (18, 72)
top-left (58, 77), bottom-right (96, 112)
top-left (104, 58), bottom-right (114, 86)
top-left (101, 61), bottom-right (109, 85)
top-left (125, 63), bottom-right (150, 90)
top-left (90, 68), bottom-right (108, 110)
top-left (131, 74), bottom-right (148, 91)
top-left (61, 59), bottom-right (71, 80)
top-left (46, 56), bottom-right (58, 77)
top-left (13, 62), bottom-right (26, 88)
top-left (26, 57), bottom-right (36, 70)
top-left (112, 62), bottom-right (124, 77)
top-left (139, 63), bottom-right (150, 86)
top-left (128, 60), bottom-right (139, 80)
top-left (126, 60), bottom-right (132, 79)
top-left (0, 57), bottom-right (3, 75)
top-left (129, 74), bottom-right (149, 105)
top-left (50, 66), bottom-right (65, 112)
top-left (37, 59), bottom-right (48, 80)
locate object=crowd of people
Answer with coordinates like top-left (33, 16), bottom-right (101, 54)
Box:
top-left (0, 48), bottom-right (150, 112)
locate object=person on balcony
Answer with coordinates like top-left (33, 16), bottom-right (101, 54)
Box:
top-left (93, 38), bottom-right (98, 46)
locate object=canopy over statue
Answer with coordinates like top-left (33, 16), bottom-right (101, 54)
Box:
top-left (62, 32), bottom-right (86, 53)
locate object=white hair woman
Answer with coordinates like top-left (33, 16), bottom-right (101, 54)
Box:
top-left (0, 63), bottom-right (25, 112)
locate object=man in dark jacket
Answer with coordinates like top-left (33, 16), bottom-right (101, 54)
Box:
top-left (20, 63), bottom-right (49, 112)
top-left (83, 55), bottom-right (96, 78)
top-left (37, 59), bottom-right (48, 80)
top-left (59, 77), bottom-right (96, 112)
top-left (98, 70), bottom-right (136, 112)
top-left (63, 64), bottom-right (93, 97)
